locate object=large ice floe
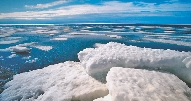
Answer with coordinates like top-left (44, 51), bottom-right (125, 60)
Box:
top-left (0, 61), bottom-right (108, 101)
top-left (78, 42), bottom-right (191, 84)
top-left (94, 67), bottom-right (191, 101)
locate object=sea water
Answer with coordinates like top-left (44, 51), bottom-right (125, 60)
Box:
top-left (0, 24), bottom-right (191, 92)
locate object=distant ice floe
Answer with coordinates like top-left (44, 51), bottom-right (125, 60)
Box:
top-left (22, 56), bottom-right (31, 60)
top-left (78, 42), bottom-right (191, 84)
top-left (106, 35), bottom-right (122, 39)
top-left (8, 46), bottom-right (30, 53)
top-left (7, 54), bottom-right (17, 58)
top-left (0, 37), bottom-right (21, 44)
top-left (2, 42), bottom-right (37, 53)
top-left (25, 58), bottom-right (38, 63)
top-left (32, 45), bottom-right (53, 51)
top-left (94, 67), bottom-right (191, 101)
top-left (17, 42), bottom-right (36, 47)
top-left (0, 31), bottom-right (16, 38)
top-left (143, 38), bottom-right (191, 47)
top-left (0, 61), bottom-right (108, 101)
top-left (0, 37), bottom-right (22, 44)
top-left (57, 35), bottom-right (74, 38)
top-left (0, 56), bottom-right (4, 60)
top-left (0, 40), bottom-right (19, 44)
top-left (69, 32), bottom-right (105, 36)
top-left (51, 37), bottom-right (68, 41)
top-left (31, 29), bottom-right (59, 34)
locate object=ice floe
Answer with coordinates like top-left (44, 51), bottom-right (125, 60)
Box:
top-left (51, 37), bottom-right (68, 41)
top-left (7, 54), bottom-right (17, 58)
top-left (0, 61), bottom-right (108, 101)
top-left (96, 67), bottom-right (191, 101)
top-left (25, 58), bottom-right (38, 63)
top-left (106, 35), bottom-right (122, 38)
top-left (57, 35), bottom-right (74, 38)
top-left (22, 56), bottom-right (31, 60)
top-left (0, 40), bottom-right (20, 44)
top-left (32, 45), bottom-right (53, 51)
top-left (17, 42), bottom-right (37, 47)
top-left (69, 32), bottom-right (105, 36)
top-left (78, 42), bottom-right (191, 83)
top-left (32, 29), bottom-right (59, 34)
top-left (8, 46), bottom-right (30, 53)
top-left (143, 38), bottom-right (191, 47)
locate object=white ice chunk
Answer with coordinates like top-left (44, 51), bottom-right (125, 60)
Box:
top-left (7, 54), bottom-right (17, 58)
top-left (33, 45), bottom-right (52, 51)
top-left (105, 67), bottom-right (191, 101)
top-left (0, 37), bottom-right (21, 44)
top-left (0, 61), bottom-right (108, 101)
top-left (25, 58), bottom-right (38, 63)
top-left (17, 42), bottom-right (36, 47)
top-left (0, 40), bottom-right (19, 44)
top-left (57, 34), bottom-right (74, 38)
top-left (107, 35), bottom-right (122, 38)
top-left (9, 46), bottom-right (30, 53)
top-left (51, 37), bottom-right (68, 41)
top-left (32, 30), bottom-right (59, 34)
top-left (69, 32), bottom-right (105, 36)
top-left (78, 42), bottom-right (191, 83)
top-left (22, 56), bottom-right (31, 59)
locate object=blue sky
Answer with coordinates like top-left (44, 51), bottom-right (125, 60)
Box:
top-left (0, 0), bottom-right (191, 24)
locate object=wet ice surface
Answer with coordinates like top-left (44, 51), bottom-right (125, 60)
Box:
top-left (0, 24), bottom-right (191, 94)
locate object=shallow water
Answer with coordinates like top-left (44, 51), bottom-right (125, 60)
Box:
top-left (0, 24), bottom-right (191, 90)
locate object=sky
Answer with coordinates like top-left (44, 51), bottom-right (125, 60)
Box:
top-left (0, 0), bottom-right (191, 24)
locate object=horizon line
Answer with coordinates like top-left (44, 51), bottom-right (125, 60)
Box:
top-left (0, 23), bottom-right (191, 25)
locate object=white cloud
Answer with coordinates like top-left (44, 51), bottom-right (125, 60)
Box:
top-left (25, 0), bottom-right (69, 9)
top-left (0, 1), bottom-right (191, 20)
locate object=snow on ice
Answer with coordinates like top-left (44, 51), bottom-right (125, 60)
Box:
top-left (1, 42), bottom-right (191, 101)
top-left (78, 42), bottom-right (191, 83)
top-left (0, 61), bottom-right (108, 101)
top-left (94, 67), bottom-right (191, 101)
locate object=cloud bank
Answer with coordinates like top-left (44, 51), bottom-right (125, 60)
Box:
top-left (0, 1), bottom-right (191, 20)
top-left (24, 0), bottom-right (69, 9)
